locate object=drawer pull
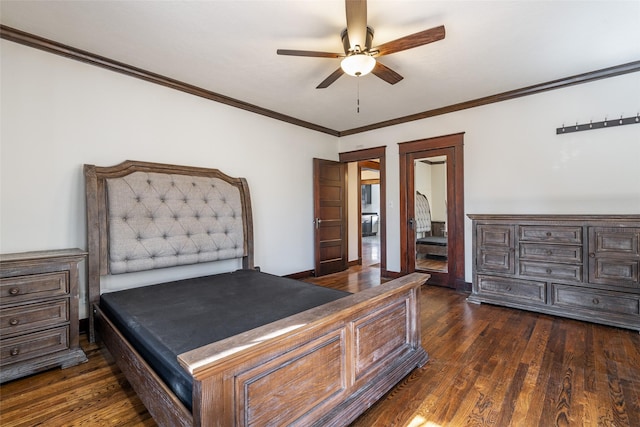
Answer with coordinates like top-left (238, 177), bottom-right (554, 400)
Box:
top-left (592, 298), bottom-right (600, 305)
top-left (546, 232), bottom-right (552, 237)
top-left (9, 347), bottom-right (20, 357)
top-left (546, 250), bottom-right (553, 255)
top-left (589, 253), bottom-right (595, 258)
top-left (546, 268), bottom-right (552, 274)
top-left (505, 286), bottom-right (512, 292)
top-left (8, 287), bottom-right (20, 295)
top-left (9, 318), bottom-right (19, 326)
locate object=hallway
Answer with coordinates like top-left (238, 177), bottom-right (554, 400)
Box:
top-left (361, 234), bottom-right (380, 266)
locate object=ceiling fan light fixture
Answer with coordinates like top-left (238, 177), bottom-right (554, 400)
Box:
top-left (341, 54), bottom-right (376, 77)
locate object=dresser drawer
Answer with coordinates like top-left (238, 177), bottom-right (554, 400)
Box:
top-left (589, 227), bottom-right (640, 256)
top-left (519, 226), bottom-right (582, 244)
top-left (0, 272), bottom-right (68, 305)
top-left (1, 300), bottom-right (69, 338)
top-left (519, 243), bottom-right (582, 263)
top-left (477, 224), bottom-right (514, 247)
top-left (589, 257), bottom-right (639, 288)
top-left (551, 284), bottom-right (640, 316)
top-left (0, 326), bottom-right (69, 366)
top-left (477, 275), bottom-right (546, 304)
top-left (520, 261), bottom-right (582, 282)
top-left (477, 248), bottom-right (515, 273)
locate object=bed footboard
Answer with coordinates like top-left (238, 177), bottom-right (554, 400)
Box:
top-left (180, 272), bottom-right (429, 427)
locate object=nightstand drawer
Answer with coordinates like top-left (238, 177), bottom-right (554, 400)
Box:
top-left (0, 272), bottom-right (68, 305)
top-left (1, 300), bottom-right (69, 338)
top-left (0, 326), bottom-right (69, 366)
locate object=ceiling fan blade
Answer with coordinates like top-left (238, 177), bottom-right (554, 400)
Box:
top-left (316, 68), bottom-right (345, 89)
top-left (371, 62), bottom-right (403, 85)
top-left (277, 49), bottom-right (342, 58)
top-left (373, 25), bottom-right (445, 56)
top-left (345, 0), bottom-right (368, 51)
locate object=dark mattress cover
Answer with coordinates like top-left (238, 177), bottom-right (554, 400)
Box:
top-left (100, 269), bottom-right (350, 411)
top-left (416, 236), bottom-right (448, 246)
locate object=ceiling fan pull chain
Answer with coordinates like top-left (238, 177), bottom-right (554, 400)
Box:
top-left (357, 77), bottom-right (360, 113)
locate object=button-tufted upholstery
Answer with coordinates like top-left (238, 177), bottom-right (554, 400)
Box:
top-left (106, 171), bottom-right (245, 274)
top-left (415, 191), bottom-right (432, 234)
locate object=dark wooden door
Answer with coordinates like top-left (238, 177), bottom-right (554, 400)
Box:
top-left (313, 158), bottom-right (348, 276)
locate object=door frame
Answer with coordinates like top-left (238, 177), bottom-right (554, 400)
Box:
top-left (399, 133), bottom-right (466, 289)
top-left (339, 146), bottom-right (387, 275)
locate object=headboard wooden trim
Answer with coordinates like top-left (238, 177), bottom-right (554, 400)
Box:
top-left (84, 160), bottom-right (254, 342)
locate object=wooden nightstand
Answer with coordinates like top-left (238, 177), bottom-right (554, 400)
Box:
top-left (1, 249), bottom-right (87, 383)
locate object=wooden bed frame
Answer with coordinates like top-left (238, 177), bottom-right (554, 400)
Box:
top-left (85, 160), bottom-right (429, 427)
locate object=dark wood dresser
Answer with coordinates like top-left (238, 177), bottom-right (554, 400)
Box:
top-left (1, 249), bottom-right (87, 382)
top-left (468, 215), bottom-right (640, 332)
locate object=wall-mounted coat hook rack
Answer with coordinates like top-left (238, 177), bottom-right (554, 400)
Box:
top-left (557, 113), bottom-right (640, 134)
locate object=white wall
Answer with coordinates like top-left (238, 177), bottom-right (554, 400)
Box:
top-left (414, 161), bottom-right (431, 204)
top-left (340, 72), bottom-right (640, 281)
top-left (1, 40), bottom-right (339, 315)
top-left (430, 163), bottom-right (447, 222)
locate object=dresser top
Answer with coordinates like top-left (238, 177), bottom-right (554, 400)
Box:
top-left (467, 214), bottom-right (640, 221)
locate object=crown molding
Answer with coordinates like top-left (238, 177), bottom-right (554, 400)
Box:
top-left (339, 60), bottom-right (640, 136)
top-left (2, 25), bottom-right (638, 138)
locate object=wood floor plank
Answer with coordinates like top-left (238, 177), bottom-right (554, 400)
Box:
top-left (619, 329), bottom-right (640, 427)
top-left (492, 361), bottom-right (529, 426)
top-left (509, 315), bottom-right (553, 424)
top-left (1, 264), bottom-right (639, 426)
top-left (462, 310), bottom-right (534, 425)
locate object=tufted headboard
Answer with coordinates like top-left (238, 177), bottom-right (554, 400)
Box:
top-left (84, 161), bottom-right (254, 317)
top-left (415, 191), bottom-right (432, 234)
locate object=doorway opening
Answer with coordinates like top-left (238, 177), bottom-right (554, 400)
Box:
top-left (399, 133), bottom-right (466, 289)
top-left (360, 161), bottom-right (380, 267)
top-left (340, 146), bottom-right (387, 276)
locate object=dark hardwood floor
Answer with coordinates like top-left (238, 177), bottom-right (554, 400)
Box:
top-left (1, 265), bottom-right (638, 426)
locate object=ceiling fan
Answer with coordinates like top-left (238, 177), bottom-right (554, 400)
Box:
top-left (277, 0), bottom-right (445, 89)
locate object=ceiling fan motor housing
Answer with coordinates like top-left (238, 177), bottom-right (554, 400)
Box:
top-left (341, 26), bottom-right (375, 55)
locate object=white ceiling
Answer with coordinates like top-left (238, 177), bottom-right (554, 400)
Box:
top-left (2, 0), bottom-right (639, 133)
